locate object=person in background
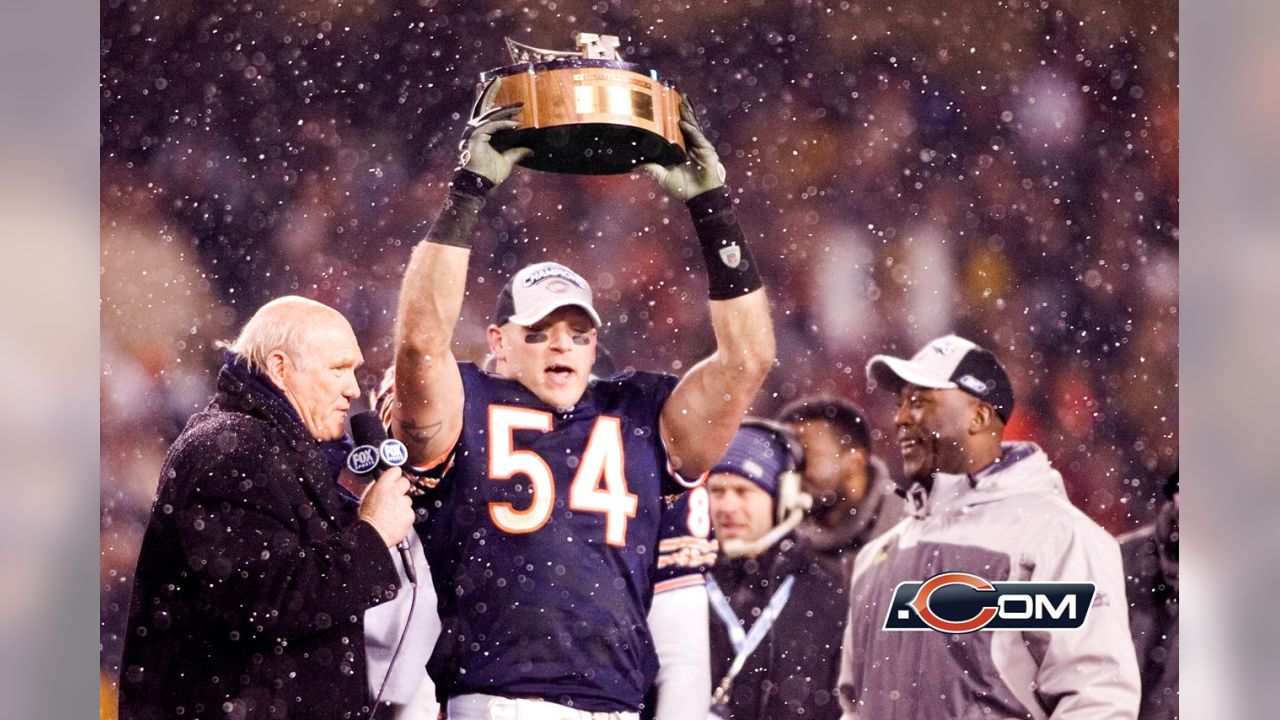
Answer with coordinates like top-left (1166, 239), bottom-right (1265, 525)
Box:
top-left (776, 397), bottom-right (904, 580)
top-left (838, 334), bottom-right (1140, 719)
top-left (706, 419), bottom-right (847, 720)
top-left (1119, 470), bottom-right (1179, 719)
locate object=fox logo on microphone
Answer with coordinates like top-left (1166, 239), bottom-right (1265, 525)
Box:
top-left (883, 572), bottom-right (1095, 634)
top-left (346, 445), bottom-right (381, 475)
top-left (346, 438), bottom-right (408, 476)
top-left (378, 438), bottom-right (408, 467)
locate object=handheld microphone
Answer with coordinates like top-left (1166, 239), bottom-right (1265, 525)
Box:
top-left (348, 410), bottom-right (417, 585)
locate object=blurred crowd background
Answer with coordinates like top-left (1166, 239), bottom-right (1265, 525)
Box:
top-left (99, 0), bottom-right (1177, 710)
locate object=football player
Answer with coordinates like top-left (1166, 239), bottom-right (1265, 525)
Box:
top-left (387, 99), bottom-right (774, 719)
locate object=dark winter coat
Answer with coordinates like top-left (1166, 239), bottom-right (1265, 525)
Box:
top-left (708, 534), bottom-right (847, 720)
top-left (1119, 524), bottom-right (1179, 719)
top-left (118, 362), bottom-right (402, 720)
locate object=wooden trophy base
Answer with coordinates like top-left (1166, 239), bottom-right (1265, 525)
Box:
top-left (474, 59), bottom-right (686, 175)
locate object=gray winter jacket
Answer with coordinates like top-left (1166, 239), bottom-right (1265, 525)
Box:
top-left (837, 442), bottom-right (1140, 720)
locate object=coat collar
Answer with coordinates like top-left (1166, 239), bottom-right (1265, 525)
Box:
top-left (212, 356), bottom-right (350, 523)
top-left (715, 533), bottom-right (814, 587)
top-left (904, 441), bottom-right (1066, 519)
top-left (799, 456), bottom-right (899, 554)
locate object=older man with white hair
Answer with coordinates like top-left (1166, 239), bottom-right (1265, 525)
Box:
top-left (118, 296), bottom-right (416, 720)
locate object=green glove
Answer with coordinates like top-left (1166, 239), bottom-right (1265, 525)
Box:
top-left (458, 103), bottom-right (533, 187)
top-left (639, 97), bottom-right (727, 201)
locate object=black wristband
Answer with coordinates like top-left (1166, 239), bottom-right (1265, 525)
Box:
top-left (421, 169), bottom-right (495, 249)
top-left (687, 187), bottom-right (764, 300)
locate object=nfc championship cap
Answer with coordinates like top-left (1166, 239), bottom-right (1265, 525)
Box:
top-left (866, 334), bottom-right (1015, 423)
top-left (492, 261), bottom-right (602, 328)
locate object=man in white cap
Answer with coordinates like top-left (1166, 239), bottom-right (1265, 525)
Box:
top-left (837, 334), bottom-right (1141, 720)
top-left (384, 101), bottom-right (774, 719)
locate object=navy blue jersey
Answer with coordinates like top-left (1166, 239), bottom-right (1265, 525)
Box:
top-left (653, 486), bottom-right (716, 595)
top-left (413, 362), bottom-right (698, 712)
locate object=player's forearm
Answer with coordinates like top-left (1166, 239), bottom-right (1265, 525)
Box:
top-left (391, 240), bottom-right (469, 462)
top-left (391, 173), bottom-right (486, 461)
top-left (394, 170), bottom-right (491, 364)
top-left (687, 185), bottom-right (773, 388)
top-left (660, 189), bottom-right (774, 477)
top-left (395, 240), bottom-right (469, 365)
top-left (708, 288), bottom-right (775, 388)
top-left (692, 290), bottom-right (775, 439)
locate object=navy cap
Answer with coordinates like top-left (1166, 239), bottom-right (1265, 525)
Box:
top-left (710, 424), bottom-right (792, 497)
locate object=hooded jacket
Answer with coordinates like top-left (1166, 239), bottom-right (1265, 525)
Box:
top-left (837, 442), bottom-right (1140, 720)
top-left (794, 456), bottom-right (906, 581)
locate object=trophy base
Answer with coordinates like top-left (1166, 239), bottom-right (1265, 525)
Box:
top-left (491, 123), bottom-right (686, 175)
top-left (474, 60), bottom-right (687, 176)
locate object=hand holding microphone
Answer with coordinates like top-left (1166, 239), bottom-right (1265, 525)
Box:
top-left (348, 411), bottom-right (419, 583)
top-left (357, 467), bottom-right (414, 548)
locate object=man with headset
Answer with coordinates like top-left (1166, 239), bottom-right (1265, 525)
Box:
top-left (704, 420), bottom-right (848, 720)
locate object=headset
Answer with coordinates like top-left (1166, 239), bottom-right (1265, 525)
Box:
top-left (717, 418), bottom-right (814, 558)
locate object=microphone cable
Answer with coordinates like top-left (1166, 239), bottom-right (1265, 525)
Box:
top-left (367, 555), bottom-right (419, 720)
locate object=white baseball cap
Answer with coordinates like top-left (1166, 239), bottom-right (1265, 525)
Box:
top-left (866, 334), bottom-right (1015, 422)
top-left (492, 261), bottom-right (602, 328)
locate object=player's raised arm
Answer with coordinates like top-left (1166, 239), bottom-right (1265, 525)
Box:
top-left (393, 105), bottom-right (532, 466)
top-left (642, 98), bottom-right (776, 480)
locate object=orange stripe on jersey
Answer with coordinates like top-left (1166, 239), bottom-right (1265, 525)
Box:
top-left (658, 536), bottom-right (718, 552)
top-left (413, 421), bottom-right (463, 473)
top-left (654, 574), bottom-right (707, 594)
top-left (656, 543), bottom-right (718, 570)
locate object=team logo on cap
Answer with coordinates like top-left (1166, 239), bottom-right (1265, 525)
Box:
top-left (957, 374), bottom-right (990, 396)
top-left (930, 338), bottom-right (960, 356)
top-left (544, 279), bottom-right (571, 294)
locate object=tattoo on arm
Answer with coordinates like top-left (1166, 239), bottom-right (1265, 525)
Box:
top-left (400, 418), bottom-right (445, 446)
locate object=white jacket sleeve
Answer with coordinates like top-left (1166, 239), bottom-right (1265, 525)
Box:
top-left (648, 583), bottom-right (712, 720)
top-left (1029, 520), bottom-right (1141, 719)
